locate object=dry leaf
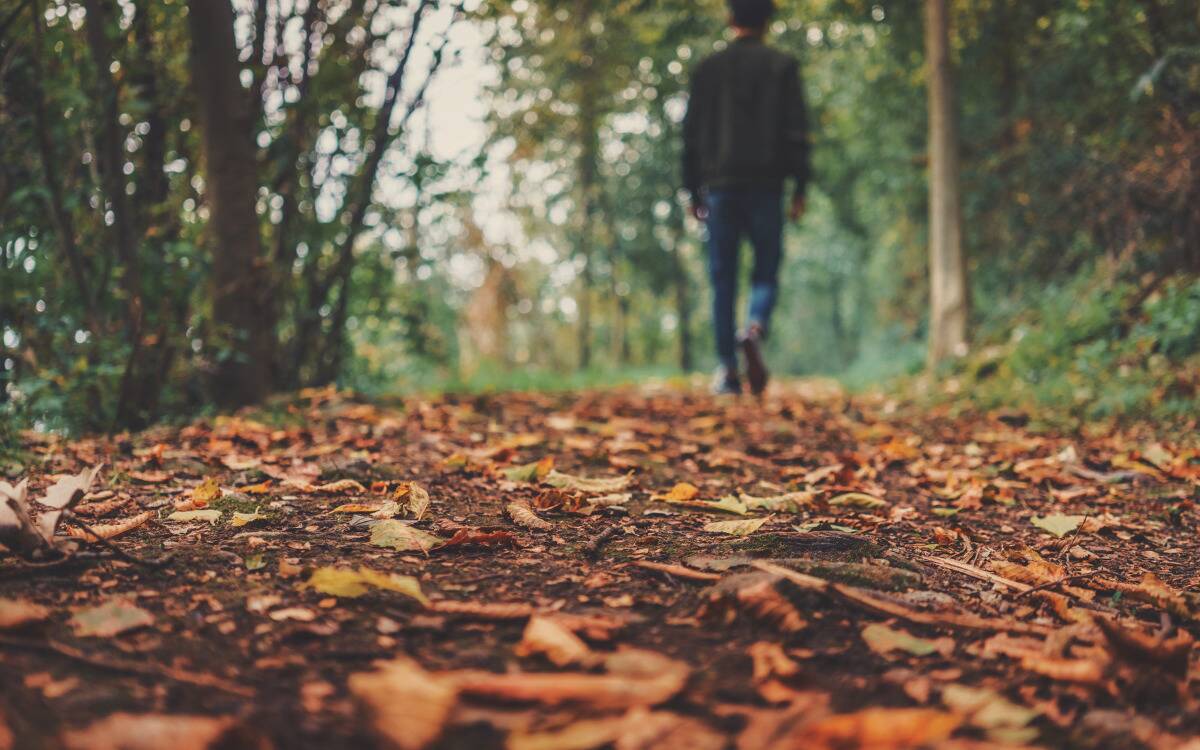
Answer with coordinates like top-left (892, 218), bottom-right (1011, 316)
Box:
top-left (705, 573), bottom-right (807, 633)
top-left (703, 517), bottom-right (766, 536)
top-left (427, 600), bottom-right (534, 620)
top-left (861, 623), bottom-right (954, 657)
top-left (70, 599), bottom-right (155, 637)
top-left (348, 658), bottom-right (458, 750)
top-left (654, 482), bottom-right (700, 503)
top-left (303, 566), bottom-right (428, 604)
top-left (514, 615), bottom-right (598, 667)
top-left (314, 479), bottom-right (367, 494)
top-left (452, 647), bottom-right (689, 709)
top-left (65, 511), bottom-right (152, 541)
top-left (544, 470), bottom-right (631, 494)
top-left (61, 713), bottom-right (237, 750)
top-left (0, 597), bottom-right (51, 630)
top-left (370, 520), bottom-right (444, 553)
top-left (805, 707), bottom-right (960, 748)
top-left (167, 509), bottom-right (221, 524)
top-left (1031, 514), bottom-right (1085, 538)
top-left (828, 492), bottom-right (887, 509)
top-left (190, 477), bottom-right (221, 506)
top-left (508, 502), bottom-right (553, 530)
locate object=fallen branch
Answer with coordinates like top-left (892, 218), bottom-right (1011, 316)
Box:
top-left (632, 560), bottom-right (721, 582)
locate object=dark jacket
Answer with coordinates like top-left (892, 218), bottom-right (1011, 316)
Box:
top-left (682, 37), bottom-right (811, 199)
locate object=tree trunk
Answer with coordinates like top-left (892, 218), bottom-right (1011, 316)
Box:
top-left (669, 209), bottom-right (693, 372)
top-left (188, 0), bottom-right (276, 406)
top-left (924, 0), bottom-right (969, 367)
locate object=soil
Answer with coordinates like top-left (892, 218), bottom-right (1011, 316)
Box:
top-left (1, 383), bottom-right (1198, 749)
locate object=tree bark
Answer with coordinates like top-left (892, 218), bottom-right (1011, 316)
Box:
top-left (188, 0), bottom-right (276, 406)
top-left (924, 0), bottom-right (969, 367)
top-left (575, 1), bottom-right (597, 371)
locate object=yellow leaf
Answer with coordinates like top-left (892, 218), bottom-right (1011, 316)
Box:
top-left (303, 566), bottom-right (427, 604)
top-left (654, 482), bottom-right (700, 503)
top-left (703, 517), bottom-right (767, 536)
top-left (191, 477), bottom-right (221, 506)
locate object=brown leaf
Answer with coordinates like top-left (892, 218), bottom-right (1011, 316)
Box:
top-left (805, 707), bottom-right (961, 749)
top-left (704, 573), bottom-right (807, 633)
top-left (69, 599), bottom-right (155, 638)
top-left (451, 647), bottom-right (689, 709)
top-left (348, 658), bottom-right (458, 750)
top-left (437, 528), bottom-right (518, 550)
top-left (313, 479), bottom-right (368, 494)
top-left (507, 501), bottom-right (553, 530)
top-left (632, 560), bottom-right (721, 582)
top-left (0, 597), bottom-right (51, 630)
top-left (508, 707), bottom-right (725, 750)
top-left (427, 600), bottom-right (534, 620)
top-left (514, 615), bottom-right (599, 667)
top-left (65, 511), bottom-right (152, 542)
top-left (60, 713), bottom-right (238, 750)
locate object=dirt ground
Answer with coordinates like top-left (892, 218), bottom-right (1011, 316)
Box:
top-left (1, 382), bottom-right (1198, 749)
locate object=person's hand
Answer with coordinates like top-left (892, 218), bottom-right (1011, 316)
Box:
top-left (691, 200), bottom-right (709, 222)
top-left (789, 195), bottom-right (806, 222)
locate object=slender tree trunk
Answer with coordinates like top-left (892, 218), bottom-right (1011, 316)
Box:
top-left (576, 108), bottom-right (598, 371)
top-left (924, 0), bottom-right (969, 367)
top-left (669, 211), bottom-right (693, 372)
top-left (188, 0), bottom-right (276, 406)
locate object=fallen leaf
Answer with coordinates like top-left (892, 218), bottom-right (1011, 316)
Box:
top-left (502, 457), bottom-right (555, 483)
top-left (269, 607), bottom-right (316, 622)
top-left (129, 470), bottom-right (170, 484)
top-left (544, 470), bottom-right (631, 494)
top-left (653, 482), bottom-right (700, 503)
top-left (166, 509), bottom-right (221, 524)
top-left (942, 684), bottom-right (1039, 742)
top-left (508, 708), bottom-right (725, 750)
top-left (329, 503), bottom-right (382, 514)
top-left (740, 490), bottom-right (814, 513)
top-left (303, 566), bottom-right (428, 605)
top-left (702, 517), bottom-right (766, 536)
top-left (438, 528), bottom-right (518, 549)
top-left (514, 615), bottom-right (598, 667)
top-left (805, 707), bottom-right (961, 748)
top-left (0, 597), bottom-right (51, 629)
top-left (397, 482), bottom-right (432, 520)
top-left (508, 501), bottom-right (553, 530)
top-left (704, 573), bottom-right (807, 633)
top-left (41, 466), bottom-right (103, 509)
top-left (451, 647), bottom-right (689, 709)
top-left (1031, 514), bottom-right (1085, 538)
top-left (348, 658), bottom-right (458, 750)
top-left (60, 713), bottom-right (237, 750)
top-left (70, 599), bottom-right (155, 637)
top-left (190, 477), bottom-right (221, 506)
top-left (370, 520), bottom-right (444, 553)
top-left (65, 510), bottom-right (152, 541)
top-left (313, 479), bottom-right (367, 494)
top-left (861, 623), bottom-right (954, 657)
top-left (230, 510), bottom-right (266, 528)
top-left (828, 492), bottom-right (887, 509)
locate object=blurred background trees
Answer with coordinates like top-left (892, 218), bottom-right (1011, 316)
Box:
top-left (2, 0), bottom-right (1198, 437)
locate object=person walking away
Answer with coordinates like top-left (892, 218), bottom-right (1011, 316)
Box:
top-left (682, 0), bottom-right (810, 396)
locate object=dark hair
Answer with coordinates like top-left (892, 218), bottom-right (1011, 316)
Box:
top-left (728, 0), bottom-right (776, 28)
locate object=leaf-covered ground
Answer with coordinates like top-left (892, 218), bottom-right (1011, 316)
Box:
top-left (2, 383), bottom-right (1199, 749)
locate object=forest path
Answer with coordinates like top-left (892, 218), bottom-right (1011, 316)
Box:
top-left (2, 383), bottom-right (1198, 749)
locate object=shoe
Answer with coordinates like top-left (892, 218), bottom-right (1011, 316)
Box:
top-left (739, 323), bottom-right (768, 396)
top-left (711, 367), bottom-right (742, 395)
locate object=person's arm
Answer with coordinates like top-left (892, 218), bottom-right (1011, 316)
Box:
top-left (782, 57), bottom-right (811, 221)
top-left (682, 64), bottom-right (706, 220)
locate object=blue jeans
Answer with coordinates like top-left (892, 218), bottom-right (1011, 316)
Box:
top-left (705, 188), bottom-right (784, 371)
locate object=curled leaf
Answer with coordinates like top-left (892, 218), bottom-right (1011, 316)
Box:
top-left (507, 502), bottom-right (553, 530)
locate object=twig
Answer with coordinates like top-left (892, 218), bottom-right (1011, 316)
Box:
top-left (585, 525), bottom-right (620, 560)
top-left (0, 635), bottom-right (254, 697)
top-left (1014, 571), bottom-right (1101, 599)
